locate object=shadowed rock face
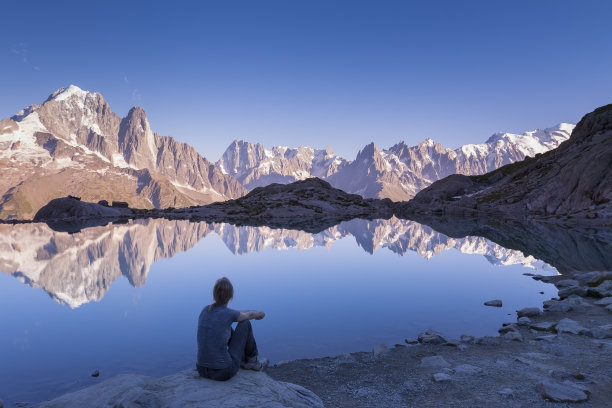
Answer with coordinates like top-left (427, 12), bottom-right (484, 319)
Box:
top-left (0, 85), bottom-right (246, 220)
top-left (405, 105), bottom-right (612, 223)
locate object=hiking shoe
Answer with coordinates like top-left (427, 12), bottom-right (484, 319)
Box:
top-left (241, 356), bottom-right (269, 371)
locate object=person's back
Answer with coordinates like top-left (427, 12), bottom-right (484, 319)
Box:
top-left (196, 277), bottom-right (267, 381)
top-left (197, 304), bottom-right (239, 369)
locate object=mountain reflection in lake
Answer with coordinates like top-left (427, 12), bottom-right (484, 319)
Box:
top-left (0, 217), bottom-right (610, 405)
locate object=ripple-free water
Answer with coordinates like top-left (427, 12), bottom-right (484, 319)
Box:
top-left (0, 217), bottom-right (599, 405)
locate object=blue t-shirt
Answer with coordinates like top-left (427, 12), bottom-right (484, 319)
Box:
top-left (197, 304), bottom-right (240, 369)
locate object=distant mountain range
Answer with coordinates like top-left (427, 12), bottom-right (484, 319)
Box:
top-left (0, 217), bottom-right (553, 308)
top-left (0, 85), bottom-right (574, 219)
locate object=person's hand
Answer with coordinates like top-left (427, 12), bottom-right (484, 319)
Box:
top-left (255, 311), bottom-right (265, 320)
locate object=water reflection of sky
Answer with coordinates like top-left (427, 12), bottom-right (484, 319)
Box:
top-left (0, 218), bottom-right (575, 405)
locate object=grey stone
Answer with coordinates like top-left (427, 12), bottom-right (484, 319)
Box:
top-left (585, 325), bottom-right (612, 339)
top-left (432, 373), bottom-right (452, 382)
top-left (535, 335), bottom-right (558, 342)
top-left (530, 321), bottom-right (556, 331)
top-left (517, 317), bottom-right (531, 326)
top-left (498, 388), bottom-right (514, 398)
top-left (420, 355), bottom-right (451, 369)
top-left (594, 297), bottom-right (612, 306)
top-left (587, 280), bottom-right (612, 298)
top-left (503, 331), bottom-right (523, 342)
top-left (454, 364), bottom-right (484, 375)
top-left (558, 285), bottom-right (587, 299)
top-left (484, 299), bottom-right (502, 307)
top-left (34, 369), bottom-right (324, 408)
top-left (555, 318), bottom-right (587, 335)
top-left (404, 338), bottom-right (419, 345)
top-left (517, 307), bottom-right (542, 318)
top-left (460, 334), bottom-right (475, 343)
top-left (417, 329), bottom-right (447, 345)
top-left (556, 279), bottom-right (579, 287)
top-left (536, 380), bottom-right (589, 403)
top-left (498, 324), bottom-right (518, 334)
top-left (607, 304), bottom-right (612, 313)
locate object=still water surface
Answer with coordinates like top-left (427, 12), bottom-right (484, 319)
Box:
top-left (1, 216), bottom-right (603, 405)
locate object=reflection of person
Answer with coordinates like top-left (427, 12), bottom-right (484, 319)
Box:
top-left (196, 277), bottom-right (267, 381)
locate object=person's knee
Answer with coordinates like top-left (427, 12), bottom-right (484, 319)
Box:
top-left (236, 320), bottom-right (252, 332)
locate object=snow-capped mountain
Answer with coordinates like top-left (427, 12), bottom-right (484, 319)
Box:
top-left (0, 85), bottom-right (246, 219)
top-left (1, 217), bottom-right (552, 308)
top-left (222, 124), bottom-right (574, 201)
top-left (217, 140), bottom-right (347, 189)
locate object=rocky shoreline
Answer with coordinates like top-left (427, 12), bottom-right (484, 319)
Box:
top-left (267, 271), bottom-right (612, 407)
top-left (29, 270), bottom-right (612, 407)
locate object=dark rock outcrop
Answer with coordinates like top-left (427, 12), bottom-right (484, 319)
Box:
top-left (403, 104), bottom-right (612, 224)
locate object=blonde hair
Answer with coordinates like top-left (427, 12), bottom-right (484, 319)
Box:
top-left (208, 277), bottom-right (234, 311)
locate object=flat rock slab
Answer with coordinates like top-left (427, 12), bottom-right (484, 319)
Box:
top-left (432, 373), bottom-right (452, 382)
top-left (556, 318), bottom-right (587, 335)
top-left (34, 369), bottom-right (323, 408)
top-left (536, 380), bottom-right (589, 403)
top-left (594, 297), bottom-right (612, 306)
top-left (517, 307), bottom-right (542, 318)
top-left (484, 299), bottom-right (502, 307)
top-left (530, 321), bottom-right (556, 331)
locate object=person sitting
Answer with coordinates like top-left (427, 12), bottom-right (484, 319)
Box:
top-left (196, 277), bottom-right (267, 381)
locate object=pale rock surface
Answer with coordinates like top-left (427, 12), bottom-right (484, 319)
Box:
top-left (34, 370), bottom-right (323, 408)
top-left (555, 318), bottom-right (587, 335)
top-left (536, 380), bottom-right (589, 403)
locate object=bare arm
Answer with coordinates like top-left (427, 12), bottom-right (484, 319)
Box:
top-left (237, 310), bottom-right (265, 322)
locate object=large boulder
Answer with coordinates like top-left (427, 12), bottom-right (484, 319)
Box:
top-left (34, 369), bottom-right (323, 408)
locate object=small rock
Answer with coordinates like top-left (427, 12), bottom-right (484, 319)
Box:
top-left (558, 286), bottom-right (587, 299)
top-left (432, 373), bottom-right (452, 382)
top-left (91, 370), bottom-right (100, 378)
top-left (498, 388), bottom-right (514, 398)
top-left (530, 321), bottom-right (556, 331)
top-left (404, 338), bottom-right (419, 345)
top-left (503, 331), bottom-right (523, 342)
top-left (460, 334), bottom-right (475, 343)
top-left (417, 329), bottom-right (447, 345)
top-left (372, 344), bottom-right (387, 355)
top-left (454, 364), bottom-right (483, 375)
top-left (606, 304), bottom-right (612, 312)
top-left (594, 297), bottom-right (612, 306)
top-left (555, 318), bottom-right (587, 335)
top-left (536, 380), bottom-right (589, 402)
top-left (498, 324), bottom-right (518, 334)
top-left (585, 326), bottom-right (612, 339)
top-left (517, 317), bottom-right (531, 326)
top-left (556, 279), bottom-right (580, 288)
top-left (443, 339), bottom-right (459, 347)
top-left (484, 299), bottom-right (502, 307)
top-left (458, 344), bottom-right (468, 351)
top-left (587, 280), bottom-right (612, 298)
top-left (573, 373), bottom-right (586, 380)
top-left (517, 307), bottom-right (542, 318)
top-left (420, 355), bottom-right (451, 368)
top-left (535, 334), bottom-right (557, 342)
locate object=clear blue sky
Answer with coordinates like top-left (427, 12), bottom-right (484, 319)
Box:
top-left (1, 0), bottom-right (611, 160)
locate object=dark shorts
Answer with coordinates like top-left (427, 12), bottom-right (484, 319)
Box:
top-left (196, 363), bottom-right (237, 381)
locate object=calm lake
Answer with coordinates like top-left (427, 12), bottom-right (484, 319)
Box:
top-left (1, 216), bottom-right (609, 405)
